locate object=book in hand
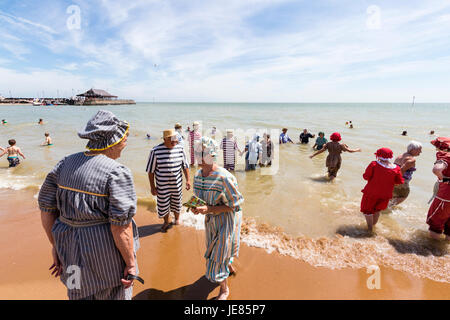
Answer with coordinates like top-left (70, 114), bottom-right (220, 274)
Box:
top-left (183, 195), bottom-right (207, 212)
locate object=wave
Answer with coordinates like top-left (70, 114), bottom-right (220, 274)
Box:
top-left (179, 209), bottom-right (449, 283)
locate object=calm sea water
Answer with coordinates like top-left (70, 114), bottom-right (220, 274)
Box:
top-left (1, 102), bottom-right (449, 281)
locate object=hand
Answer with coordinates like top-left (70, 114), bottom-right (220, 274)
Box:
top-left (309, 155), bottom-right (314, 159)
top-left (191, 205), bottom-right (209, 215)
top-left (151, 187), bottom-right (157, 196)
top-left (185, 182), bottom-right (191, 191)
top-left (49, 246), bottom-right (62, 278)
top-left (121, 265), bottom-right (137, 289)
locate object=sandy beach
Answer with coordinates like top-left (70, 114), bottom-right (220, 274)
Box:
top-left (1, 188), bottom-right (449, 300)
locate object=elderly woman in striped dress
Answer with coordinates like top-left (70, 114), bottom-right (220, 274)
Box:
top-left (38, 110), bottom-right (141, 300)
top-left (191, 136), bottom-right (244, 300)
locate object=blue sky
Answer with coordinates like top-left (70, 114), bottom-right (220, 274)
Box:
top-left (1, 0), bottom-right (450, 102)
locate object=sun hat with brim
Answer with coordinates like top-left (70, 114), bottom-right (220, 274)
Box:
top-left (431, 137), bottom-right (450, 150)
top-left (174, 123), bottom-right (182, 129)
top-left (163, 129), bottom-right (177, 139)
top-left (78, 110), bottom-right (129, 151)
top-left (330, 132), bottom-right (341, 142)
top-left (193, 121), bottom-right (200, 126)
top-left (200, 136), bottom-right (218, 157)
top-left (375, 147), bottom-right (393, 160)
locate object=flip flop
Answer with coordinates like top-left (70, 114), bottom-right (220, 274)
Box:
top-left (126, 274), bottom-right (145, 284)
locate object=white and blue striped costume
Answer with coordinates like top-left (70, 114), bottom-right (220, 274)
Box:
top-left (38, 152), bottom-right (139, 300)
top-left (146, 143), bottom-right (189, 218)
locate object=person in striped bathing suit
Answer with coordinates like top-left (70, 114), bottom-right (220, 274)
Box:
top-left (220, 129), bottom-right (243, 171)
top-left (191, 136), bottom-right (244, 300)
top-left (146, 129), bottom-right (191, 232)
top-left (189, 121), bottom-right (202, 166)
top-left (38, 110), bottom-right (141, 300)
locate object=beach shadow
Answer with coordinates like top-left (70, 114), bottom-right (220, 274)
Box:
top-left (336, 225), bottom-right (374, 239)
top-left (387, 232), bottom-right (449, 257)
top-left (309, 175), bottom-right (331, 183)
top-left (133, 276), bottom-right (219, 300)
top-left (138, 224), bottom-right (165, 238)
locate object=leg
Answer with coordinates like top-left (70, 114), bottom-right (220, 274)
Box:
top-left (170, 190), bottom-right (183, 225)
top-left (216, 279), bottom-right (229, 300)
top-left (364, 214), bottom-right (374, 232)
top-left (429, 230), bottom-right (442, 240)
top-left (372, 212), bottom-right (381, 226)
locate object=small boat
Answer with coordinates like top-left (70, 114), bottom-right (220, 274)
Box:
top-left (32, 99), bottom-right (42, 106)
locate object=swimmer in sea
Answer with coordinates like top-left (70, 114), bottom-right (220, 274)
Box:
top-left (38, 118), bottom-right (44, 125)
top-left (42, 132), bottom-right (53, 146)
top-left (402, 130), bottom-right (407, 136)
top-left (0, 139), bottom-right (26, 167)
top-left (1, 119), bottom-right (7, 125)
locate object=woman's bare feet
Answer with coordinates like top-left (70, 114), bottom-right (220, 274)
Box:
top-left (228, 264), bottom-right (236, 276)
top-left (161, 222), bottom-right (171, 232)
top-left (216, 286), bottom-right (229, 300)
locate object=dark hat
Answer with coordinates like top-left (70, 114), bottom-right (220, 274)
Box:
top-left (78, 110), bottom-right (129, 151)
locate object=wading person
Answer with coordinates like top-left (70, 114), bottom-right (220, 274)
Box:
top-left (360, 148), bottom-right (404, 232)
top-left (299, 128), bottom-right (315, 144)
top-left (0, 139), bottom-right (26, 167)
top-left (279, 128), bottom-right (293, 144)
top-left (220, 129), bottom-right (242, 171)
top-left (309, 132), bottom-right (361, 180)
top-left (260, 133), bottom-right (274, 166)
top-left (426, 137), bottom-right (450, 241)
top-left (146, 129), bottom-right (190, 232)
top-left (390, 141), bottom-right (422, 207)
top-left (189, 121), bottom-right (202, 166)
top-left (191, 136), bottom-right (244, 300)
top-left (38, 110), bottom-right (141, 300)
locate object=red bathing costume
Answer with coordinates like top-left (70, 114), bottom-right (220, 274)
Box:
top-left (361, 148), bottom-right (404, 215)
top-left (427, 137), bottom-right (450, 236)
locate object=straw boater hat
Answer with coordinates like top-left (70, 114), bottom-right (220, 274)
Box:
top-left (163, 129), bottom-right (177, 139)
top-left (193, 121), bottom-right (200, 126)
top-left (78, 110), bottom-right (129, 151)
top-left (226, 129), bottom-right (233, 134)
top-left (174, 123), bottom-right (182, 129)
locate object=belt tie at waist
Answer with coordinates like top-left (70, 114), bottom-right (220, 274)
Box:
top-left (59, 216), bottom-right (109, 227)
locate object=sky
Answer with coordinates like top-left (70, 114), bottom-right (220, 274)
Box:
top-left (1, 0), bottom-right (450, 102)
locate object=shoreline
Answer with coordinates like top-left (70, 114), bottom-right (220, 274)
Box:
top-left (0, 189), bottom-right (449, 300)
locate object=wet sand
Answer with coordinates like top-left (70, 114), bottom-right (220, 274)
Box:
top-left (0, 189), bottom-right (449, 300)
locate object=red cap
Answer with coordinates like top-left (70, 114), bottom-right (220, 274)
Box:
top-left (431, 137), bottom-right (450, 150)
top-left (375, 147), bottom-right (393, 159)
top-left (330, 132), bottom-right (341, 141)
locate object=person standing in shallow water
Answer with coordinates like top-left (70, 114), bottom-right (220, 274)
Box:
top-left (146, 129), bottom-right (191, 232)
top-left (309, 132), bottom-right (361, 180)
top-left (191, 136), bottom-right (244, 300)
top-left (38, 110), bottom-right (141, 300)
top-left (426, 137), bottom-right (450, 241)
top-left (390, 141), bottom-right (422, 207)
top-left (360, 148), bottom-right (404, 232)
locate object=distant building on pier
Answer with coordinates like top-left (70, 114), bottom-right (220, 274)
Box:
top-left (75, 88), bottom-right (135, 105)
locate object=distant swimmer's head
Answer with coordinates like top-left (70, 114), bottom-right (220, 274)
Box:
top-left (174, 123), bottom-right (182, 131)
top-left (78, 110), bottom-right (129, 158)
top-left (318, 131), bottom-right (325, 138)
top-left (303, 128), bottom-right (308, 133)
top-left (402, 130), bottom-right (407, 136)
top-left (431, 137), bottom-right (450, 152)
top-left (163, 129), bottom-right (178, 149)
top-left (330, 132), bottom-right (341, 142)
top-left (407, 141), bottom-right (422, 156)
top-left (282, 128), bottom-right (288, 133)
top-left (1, 119), bottom-right (6, 124)
top-left (44, 132), bottom-right (50, 137)
top-left (430, 130), bottom-right (435, 135)
top-left (8, 139), bottom-right (16, 146)
top-left (38, 118), bottom-right (43, 124)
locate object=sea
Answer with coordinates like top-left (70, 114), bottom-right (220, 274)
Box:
top-left (1, 102), bottom-right (449, 282)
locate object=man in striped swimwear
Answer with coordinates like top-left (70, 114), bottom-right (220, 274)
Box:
top-left (147, 129), bottom-right (191, 232)
top-left (220, 129), bottom-right (242, 171)
top-left (189, 121), bottom-right (202, 166)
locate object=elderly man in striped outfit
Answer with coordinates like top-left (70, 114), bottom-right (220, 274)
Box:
top-left (147, 129), bottom-right (191, 232)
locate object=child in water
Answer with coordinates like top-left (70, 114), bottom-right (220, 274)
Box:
top-left (309, 132), bottom-right (361, 180)
top-left (0, 139), bottom-right (26, 167)
top-left (360, 148), bottom-right (404, 232)
top-left (42, 132), bottom-right (53, 146)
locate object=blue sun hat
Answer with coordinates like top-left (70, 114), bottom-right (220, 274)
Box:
top-left (78, 110), bottom-right (129, 151)
top-left (200, 136), bottom-right (219, 158)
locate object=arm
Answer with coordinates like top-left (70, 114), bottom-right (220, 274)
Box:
top-left (0, 149), bottom-right (6, 158)
top-left (363, 162), bottom-right (375, 181)
top-left (183, 168), bottom-right (191, 190)
top-left (111, 223), bottom-right (135, 269)
top-left (342, 144), bottom-right (361, 153)
top-left (310, 146), bottom-right (327, 158)
top-left (400, 158), bottom-right (415, 175)
top-left (192, 204), bottom-right (233, 215)
top-left (148, 172), bottom-right (157, 195)
top-left (432, 162), bottom-right (447, 180)
top-left (17, 148), bottom-right (25, 159)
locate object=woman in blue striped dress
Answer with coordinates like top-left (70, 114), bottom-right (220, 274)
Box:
top-left (38, 110), bottom-right (141, 300)
top-left (191, 137), bottom-right (244, 300)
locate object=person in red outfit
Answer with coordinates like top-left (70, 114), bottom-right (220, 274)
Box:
top-left (426, 137), bottom-right (450, 241)
top-left (361, 148), bottom-right (404, 232)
